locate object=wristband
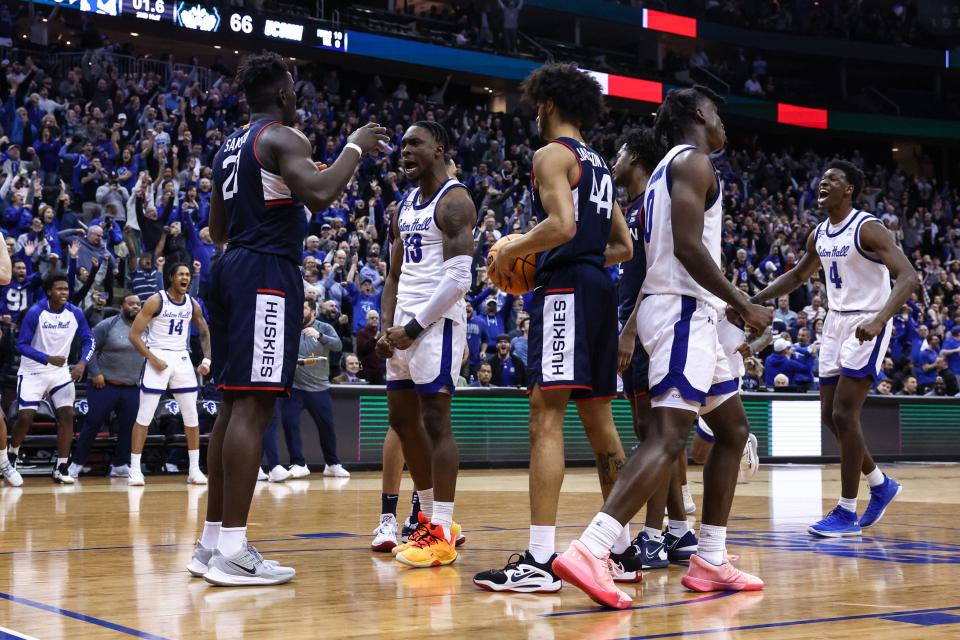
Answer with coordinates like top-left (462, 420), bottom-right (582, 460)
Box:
top-left (403, 319), bottom-right (426, 341)
top-left (201, 358), bottom-right (211, 369)
top-left (344, 142), bottom-right (363, 157)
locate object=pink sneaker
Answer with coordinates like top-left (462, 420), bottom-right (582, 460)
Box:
top-left (552, 541), bottom-right (633, 609)
top-left (681, 554), bottom-right (764, 592)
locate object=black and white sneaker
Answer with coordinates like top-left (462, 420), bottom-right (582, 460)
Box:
top-left (609, 546), bottom-right (644, 583)
top-left (632, 531), bottom-right (669, 569)
top-left (473, 551), bottom-right (562, 593)
top-left (663, 529), bottom-right (698, 562)
top-left (52, 463), bottom-right (75, 485)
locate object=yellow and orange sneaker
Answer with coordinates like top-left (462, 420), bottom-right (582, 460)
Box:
top-left (395, 521), bottom-right (458, 568)
top-left (392, 511), bottom-right (431, 556)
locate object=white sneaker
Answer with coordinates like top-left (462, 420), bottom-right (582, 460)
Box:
top-left (1, 464), bottom-right (23, 487)
top-left (371, 514), bottom-right (399, 552)
top-left (268, 465), bottom-right (291, 482)
top-left (128, 466), bottom-right (146, 486)
top-left (109, 464), bottom-right (131, 478)
top-left (164, 463), bottom-right (180, 473)
top-left (288, 464), bottom-right (310, 478)
top-left (52, 463), bottom-right (76, 484)
top-left (323, 464), bottom-right (350, 478)
top-left (67, 462), bottom-right (83, 479)
top-left (257, 467), bottom-right (268, 481)
top-left (682, 485), bottom-right (696, 515)
top-left (740, 432), bottom-right (759, 480)
top-left (187, 469), bottom-right (208, 485)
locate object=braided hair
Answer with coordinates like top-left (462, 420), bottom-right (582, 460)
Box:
top-left (411, 120), bottom-right (450, 154)
top-left (652, 85), bottom-right (723, 151)
top-left (235, 51), bottom-right (289, 110)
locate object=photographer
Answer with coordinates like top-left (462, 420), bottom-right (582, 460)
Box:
top-left (95, 170), bottom-right (130, 223)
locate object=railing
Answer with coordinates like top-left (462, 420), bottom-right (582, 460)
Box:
top-left (864, 86), bottom-right (902, 116)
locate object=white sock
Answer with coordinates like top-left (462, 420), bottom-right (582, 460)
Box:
top-left (57, 457), bottom-right (68, 467)
top-left (417, 488), bottom-right (434, 520)
top-left (580, 512), bottom-right (624, 559)
top-left (668, 519), bottom-right (689, 537)
top-left (432, 501), bottom-right (454, 541)
top-left (697, 524), bottom-right (726, 565)
top-left (865, 467), bottom-right (885, 487)
top-left (528, 525), bottom-right (556, 564)
top-left (131, 453), bottom-right (142, 471)
top-left (838, 496), bottom-right (857, 512)
top-left (612, 523), bottom-right (631, 554)
top-left (217, 526), bottom-right (247, 557)
top-left (644, 526), bottom-right (662, 541)
top-left (200, 521), bottom-right (221, 549)
top-left (8, 445), bottom-right (19, 456)
top-left (188, 449), bottom-right (200, 473)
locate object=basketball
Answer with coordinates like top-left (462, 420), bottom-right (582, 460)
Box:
top-left (486, 234), bottom-right (537, 294)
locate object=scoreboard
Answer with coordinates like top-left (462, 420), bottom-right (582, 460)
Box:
top-left (31, 0), bottom-right (349, 53)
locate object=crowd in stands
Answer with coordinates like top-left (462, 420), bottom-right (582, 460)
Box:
top-left (1, 31), bottom-right (958, 409)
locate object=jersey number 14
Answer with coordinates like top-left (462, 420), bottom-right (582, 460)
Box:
top-left (168, 319), bottom-right (185, 335)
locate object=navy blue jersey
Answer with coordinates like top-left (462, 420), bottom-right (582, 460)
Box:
top-left (533, 137), bottom-right (614, 274)
top-left (212, 119), bottom-right (306, 264)
top-left (617, 194), bottom-right (646, 324)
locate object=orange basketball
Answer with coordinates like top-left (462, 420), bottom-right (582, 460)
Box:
top-left (486, 233), bottom-right (537, 294)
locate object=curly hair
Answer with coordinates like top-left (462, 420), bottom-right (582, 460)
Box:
top-left (163, 262), bottom-right (191, 288)
top-left (411, 120), bottom-right (450, 153)
top-left (235, 51), bottom-right (289, 109)
top-left (827, 160), bottom-right (865, 201)
top-left (519, 63), bottom-right (606, 131)
top-left (652, 85), bottom-right (724, 150)
top-left (617, 126), bottom-right (662, 174)
top-left (43, 271), bottom-right (68, 293)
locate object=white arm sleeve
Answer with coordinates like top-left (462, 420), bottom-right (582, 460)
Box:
top-left (414, 254), bottom-right (473, 328)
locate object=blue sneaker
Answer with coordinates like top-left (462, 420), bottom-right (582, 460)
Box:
top-left (630, 531), bottom-right (669, 569)
top-left (663, 529), bottom-right (698, 561)
top-left (859, 476), bottom-right (902, 529)
top-left (808, 506), bottom-right (861, 537)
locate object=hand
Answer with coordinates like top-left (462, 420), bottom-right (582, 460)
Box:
top-left (92, 374), bottom-right (106, 389)
top-left (314, 162), bottom-right (328, 171)
top-left (91, 256), bottom-right (100, 269)
top-left (617, 329), bottom-right (636, 374)
top-left (488, 238), bottom-right (518, 291)
top-left (346, 122), bottom-right (390, 156)
top-left (338, 313), bottom-right (349, 326)
top-left (69, 239), bottom-right (80, 258)
top-left (192, 260), bottom-right (202, 274)
top-left (155, 256), bottom-right (165, 269)
top-left (736, 343), bottom-right (752, 360)
top-left (23, 240), bottom-right (36, 257)
top-left (303, 327), bottom-right (320, 340)
top-left (47, 355), bottom-right (67, 367)
top-left (738, 302), bottom-right (773, 334)
top-left (0, 315), bottom-right (11, 325)
top-left (385, 326), bottom-right (413, 350)
top-left (855, 319), bottom-right (885, 344)
top-left (149, 356), bottom-right (168, 372)
top-left (375, 334), bottom-right (395, 359)
top-left (197, 362), bottom-right (210, 376)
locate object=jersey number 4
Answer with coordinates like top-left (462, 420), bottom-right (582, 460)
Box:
top-left (168, 319), bottom-right (185, 335)
top-left (829, 261), bottom-right (843, 289)
top-left (588, 173), bottom-right (613, 220)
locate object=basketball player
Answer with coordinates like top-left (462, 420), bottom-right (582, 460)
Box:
top-left (372, 153), bottom-right (466, 552)
top-left (552, 86), bottom-right (773, 609)
top-left (373, 121), bottom-right (476, 568)
top-left (0, 237), bottom-right (18, 486)
top-left (190, 52), bottom-right (387, 586)
top-left (612, 127), bottom-right (695, 570)
top-left (473, 63), bottom-right (633, 592)
top-left (8, 272), bottom-right (94, 484)
top-left (753, 161), bottom-right (915, 536)
top-left (126, 263), bottom-right (211, 486)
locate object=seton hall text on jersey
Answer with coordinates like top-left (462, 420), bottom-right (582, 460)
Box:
top-left (398, 216), bottom-right (433, 233)
top-left (818, 245), bottom-right (851, 258)
top-left (222, 130), bottom-right (251, 154)
top-left (42, 319), bottom-right (73, 330)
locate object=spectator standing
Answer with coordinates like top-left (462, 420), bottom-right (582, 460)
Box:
top-left (498, 0), bottom-right (523, 53)
top-left (486, 334), bottom-right (525, 387)
top-left (356, 309), bottom-right (385, 384)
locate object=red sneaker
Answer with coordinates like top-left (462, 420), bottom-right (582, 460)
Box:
top-left (681, 554), bottom-right (764, 592)
top-left (552, 541), bottom-right (633, 609)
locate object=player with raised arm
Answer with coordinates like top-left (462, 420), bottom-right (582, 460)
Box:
top-left (8, 271), bottom-right (94, 485)
top-left (191, 52), bottom-right (387, 587)
top-left (373, 121), bottom-right (476, 568)
top-left (552, 86), bottom-right (773, 609)
top-left (753, 161), bottom-right (917, 537)
top-left (126, 262), bottom-right (211, 487)
top-left (473, 63), bottom-right (633, 593)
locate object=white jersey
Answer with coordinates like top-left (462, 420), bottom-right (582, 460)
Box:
top-left (145, 291), bottom-right (194, 351)
top-left (641, 144), bottom-right (724, 309)
top-left (17, 300), bottom-right (94, 375)
top-left (814, 209), bottom-right (891, 313)
top-left (395, 178), bottom-right (468, 323)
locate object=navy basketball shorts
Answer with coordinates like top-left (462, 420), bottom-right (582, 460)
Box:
top-left (208, 247), bottom-right (303, 396)
top-left (527, 264), bottom-right (617, 399)
top-left (621, 336), bottom-right (650, 398)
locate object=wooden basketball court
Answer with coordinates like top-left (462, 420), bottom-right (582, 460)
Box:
top-left (1, 463), bottom-right (958, 639)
